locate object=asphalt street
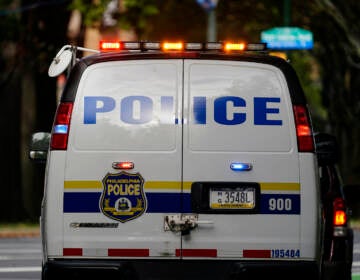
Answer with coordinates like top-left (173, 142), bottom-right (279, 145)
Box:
top-left (0, 230), bottom-right (359, 280)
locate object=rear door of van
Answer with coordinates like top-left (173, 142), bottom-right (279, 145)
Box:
top-left (63, 59), bottom-right (184, 258)
top-left (181, 59), bottom-right (312, 260)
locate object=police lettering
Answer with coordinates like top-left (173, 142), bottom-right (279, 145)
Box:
top-left (84, 95), bottom-right (282, 126)
top-left (107, 184), bottom-right (141, 196)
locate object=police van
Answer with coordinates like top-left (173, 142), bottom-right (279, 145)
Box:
top-left (29, 41), bottom-right (350, 280)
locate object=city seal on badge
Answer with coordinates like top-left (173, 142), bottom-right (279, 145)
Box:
top-left (100, 172), bottom-right (147, 223)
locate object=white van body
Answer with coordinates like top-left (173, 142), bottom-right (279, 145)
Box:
top-left (40, 45), bottom-right (321, 280)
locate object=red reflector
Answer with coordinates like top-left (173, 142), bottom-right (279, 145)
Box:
top-left (175, 249), bottom-right (217, 257)
top-left (63, 248), bottom-right (83, 256)
top-left (333, 197), bottom-right (347, 226)
top-left (108, 248), bottom-right (149, 257)
top-left (50, 102), bottom-right (73, 150)
top-left (51, 134), bottom-right (68, 150)
top-left (243, 249), bottom-right (271, 258)
top-left (293, 105), bottom-right (314, 152)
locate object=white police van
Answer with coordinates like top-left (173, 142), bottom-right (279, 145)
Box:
top-left (30, 41), bottom-right (330, 280)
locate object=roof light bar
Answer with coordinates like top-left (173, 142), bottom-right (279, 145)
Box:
top-left (98, 41), bottom-right (267, 52)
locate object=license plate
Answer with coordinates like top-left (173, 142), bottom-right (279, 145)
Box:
top-left (209, 188), bottom-right (255, 209)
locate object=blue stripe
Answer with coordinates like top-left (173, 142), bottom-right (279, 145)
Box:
top-left (64, 192), bottom-right (101, 213)
top-left (63, 192), bottom-right (299, 214)
top-left (63, 192), bottom-right (191, 213)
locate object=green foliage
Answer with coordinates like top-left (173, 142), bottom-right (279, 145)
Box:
top-left (70, 0), bottom-right (112, 27)
top-left (119, 0), bottom-right (158, 37)
top-left (290, 51), bottom-right (327, 131)
top-left (69, 0), bottom-right (158, 36)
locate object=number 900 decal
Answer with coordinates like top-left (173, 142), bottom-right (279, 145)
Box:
top-left (271, 249), bottom-right (300, 258)
top-left (269, 198), bottom-right (292, 211)
top-left (261, 194), bottom-right (300, 214)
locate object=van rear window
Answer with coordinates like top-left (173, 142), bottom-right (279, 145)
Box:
top-left (71, 60), bottom-right (180, 151)
top-left (186, 61), bottom-right (292, 152)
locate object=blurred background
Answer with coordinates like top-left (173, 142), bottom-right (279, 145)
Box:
top-left (0, 0), bottom-right (359, 223)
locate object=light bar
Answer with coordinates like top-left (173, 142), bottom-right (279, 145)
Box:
top-left (97, 41), bottom-right (267, 52)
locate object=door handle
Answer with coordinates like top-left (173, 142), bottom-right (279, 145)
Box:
top-left (164, 214), bottom-right (213, 235)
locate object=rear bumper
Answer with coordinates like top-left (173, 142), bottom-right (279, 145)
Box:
top-left (43, 259), bottom-right (320, 280)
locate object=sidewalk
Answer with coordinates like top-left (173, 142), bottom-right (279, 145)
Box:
top-left (0, 224), bottom-right (40, 238)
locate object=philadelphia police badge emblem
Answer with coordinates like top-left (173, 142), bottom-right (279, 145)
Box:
top-left (100, 172), bottom-right (147, 223)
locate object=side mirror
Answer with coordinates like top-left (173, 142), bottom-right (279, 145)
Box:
top-left (314, 132), bottom-right (339, 166)
top-left (29, 132), bottom-right (51, 163)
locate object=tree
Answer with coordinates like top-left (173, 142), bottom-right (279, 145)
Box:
top-left (0, 0), bottom-right (71, 221)
top-left (304, 0), bottom-right (360, 186)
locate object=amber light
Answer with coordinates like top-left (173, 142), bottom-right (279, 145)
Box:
top-left (334, 210), bottom-right (347, 226)
top-left (162, 42), bottom-right (184, 51)
top-left (224, 42), bottom-right (246, 52)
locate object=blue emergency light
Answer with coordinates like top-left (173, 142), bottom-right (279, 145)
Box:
top-left (230, 162), bottom-right (252, 171)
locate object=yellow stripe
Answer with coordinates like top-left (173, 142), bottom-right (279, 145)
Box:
top-left (260, 182), bottom-right (300, 191)
top-left (64, 181), bottom-right (102, 189)
top-left (144, 181), bottom-right (181, 190)
top-left (64, 181), bottom-right (300, 191)
top-left (183, 182), bottom-right (192, 191)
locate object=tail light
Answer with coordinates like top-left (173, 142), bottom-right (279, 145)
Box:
top-left (333, 197), bottom-right (348, 237)
top-left (293, 105), bottom-right (314, 152)
top-left (50, 102), bottom-right (73, 150)
top-left (333, 197), bottom-right (347, 226)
